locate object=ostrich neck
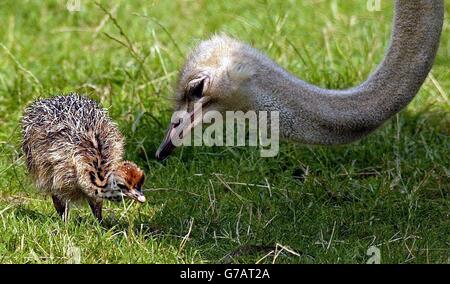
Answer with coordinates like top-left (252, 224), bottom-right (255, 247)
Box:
top-left (247, 0), bottom-right (443, 145)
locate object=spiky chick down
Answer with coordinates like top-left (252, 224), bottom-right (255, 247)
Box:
top-left (21, 94), bottom-right (146, 222)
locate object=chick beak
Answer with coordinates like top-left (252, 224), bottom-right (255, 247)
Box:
top-left (126, 189), bottom-right (146, 203)
top-left (136, 194), bottom-right (146, 203)
top-left (156, 97), bottom-right (210, 161)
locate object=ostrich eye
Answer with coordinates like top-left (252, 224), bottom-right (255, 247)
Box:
top-left (187, 77), bottom-right (205, 100)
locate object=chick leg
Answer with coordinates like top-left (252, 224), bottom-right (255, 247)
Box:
top-left (52, 195), bottom-right (69, 221)
top-left (88, 199), bottom-right (103, 222)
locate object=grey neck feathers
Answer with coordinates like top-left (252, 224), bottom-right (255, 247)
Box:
top-left (248, 0), bottom-right (444, 145)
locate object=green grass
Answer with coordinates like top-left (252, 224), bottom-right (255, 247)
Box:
top-left (0, 0), bottom-right (449, 264)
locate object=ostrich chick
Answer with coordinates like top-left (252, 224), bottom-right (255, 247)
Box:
top-left (21, 94), bottom-right (146, 222)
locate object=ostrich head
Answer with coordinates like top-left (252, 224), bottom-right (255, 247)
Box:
top-left (176, 35), bottom-right (257, 112)
top-left (156, 36), bottom-right (259, 160)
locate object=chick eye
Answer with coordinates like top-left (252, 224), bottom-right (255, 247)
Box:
top-left (187, 78), bottom-right (205, 99)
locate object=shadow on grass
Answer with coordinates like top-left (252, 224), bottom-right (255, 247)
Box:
top-left (99, 216), bottom-right (164, 239)
top-left (14, 205), bottom-right (59, 223)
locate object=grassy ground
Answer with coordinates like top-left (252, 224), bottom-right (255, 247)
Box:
top-left (0, 0), bottom-right (449, 264)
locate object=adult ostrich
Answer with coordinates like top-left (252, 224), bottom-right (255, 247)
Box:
top-left (156, 0), bottom-right (444, 161)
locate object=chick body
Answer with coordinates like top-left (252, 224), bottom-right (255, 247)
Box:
top-left (22, 94), bottom-right (145, 221)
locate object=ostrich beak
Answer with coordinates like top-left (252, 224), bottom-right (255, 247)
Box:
top-left (155, 122), bottom-right (178, 161)
top-left (156, 97), bottom-right (211, 161)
